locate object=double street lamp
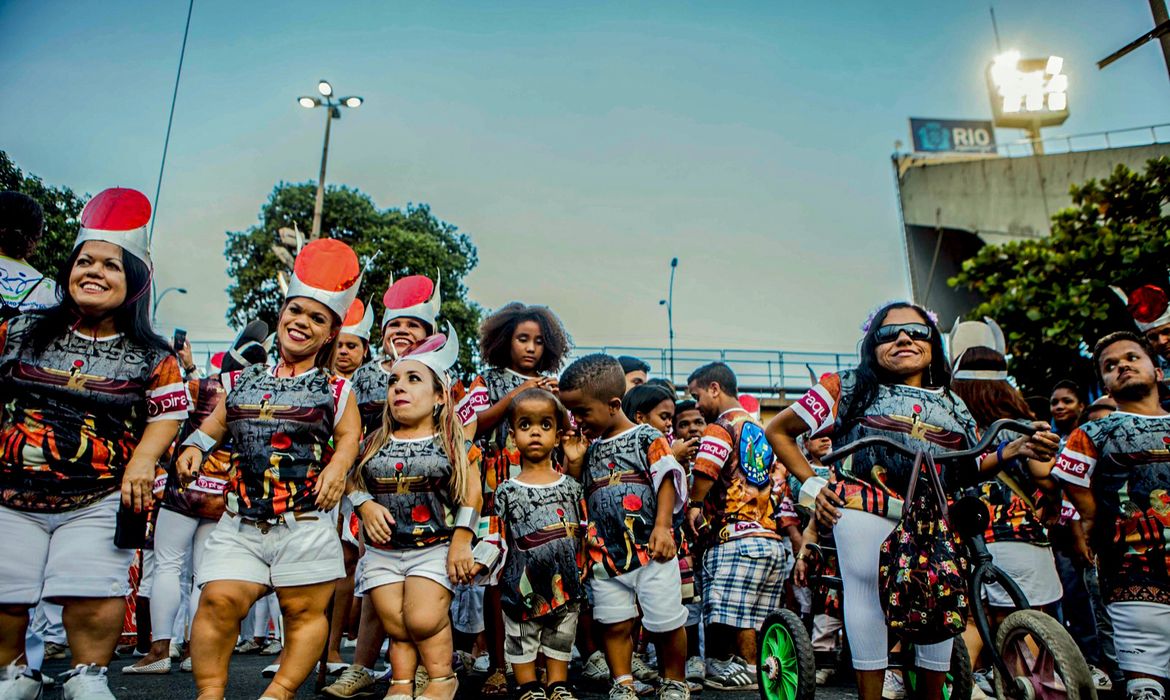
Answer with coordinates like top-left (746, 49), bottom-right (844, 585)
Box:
top-left (297, 80), bottom-right (363, 239)
top-left (658, 257), bottom-right (679, 383)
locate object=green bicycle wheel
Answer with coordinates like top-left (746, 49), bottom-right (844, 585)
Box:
top-left (757, 609), bottom-right (815, 700)
top-left (904, 639), bottom-right (973, 700)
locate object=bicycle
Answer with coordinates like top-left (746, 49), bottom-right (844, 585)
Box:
top-left (757, 419), bottom-right (1097, 700)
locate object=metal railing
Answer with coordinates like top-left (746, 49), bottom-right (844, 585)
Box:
top-left (996, 123), bottom-right (1170, 158)
top-left (189, 340), bottom-right (857, 399)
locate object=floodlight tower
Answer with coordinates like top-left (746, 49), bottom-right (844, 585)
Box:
top-left (986, 51), bottom-right (1069, 154)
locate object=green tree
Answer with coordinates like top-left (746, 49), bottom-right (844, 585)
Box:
top-left (950, 157), bottom-right (1170, 395)
top-left (225, 182), bottom-right (482, 373)
top-left (0, 151), bottom-right (87, 278)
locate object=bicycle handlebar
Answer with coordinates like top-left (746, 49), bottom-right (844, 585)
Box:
top-left (819, 418), bottom-right (1039, 467)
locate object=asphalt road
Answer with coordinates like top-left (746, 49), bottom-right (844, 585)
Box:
top-left (39, 652), bottom-right (860, 699)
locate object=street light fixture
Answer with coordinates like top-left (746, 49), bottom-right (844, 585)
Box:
top-left (658, 257), bottom-right (679, 382)
top-left (986, 50), bottom-right (1069, 153)
top-left (152, 286), bottom-right (187, 326)
top-left (296, 79), bottom-right (363, 239)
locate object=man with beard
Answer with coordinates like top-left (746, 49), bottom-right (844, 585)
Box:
top-left (1052, 332), bottom-right (1170, 700)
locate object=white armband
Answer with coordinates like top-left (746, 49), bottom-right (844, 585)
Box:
top-left (181, 429), bottom-right (218, 454)
top-left (472, 539), bottom-right (501, 569)
top-left (798, 476), bottom-right (828, 509)
top-left (348, 491), bottom-right (374, 510)
top-left (454, 506), bottom-right (479, 532)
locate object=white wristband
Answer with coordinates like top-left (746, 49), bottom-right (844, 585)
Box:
top-left (181, 429), bottom-right (218, 454)
top-left (798, 476), bottom-right (828, 509)
top-left (472, 540), bottom-right (501, 569)
top-left (454, 506), bottom-right (479, 532)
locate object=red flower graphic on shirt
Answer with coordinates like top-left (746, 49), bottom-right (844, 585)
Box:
top-left (411, 504), bottom-right (431, 523)
top-left (271, 432), bottom-right (292, 449)
top-left (622, 494), bottom-right (643, 511)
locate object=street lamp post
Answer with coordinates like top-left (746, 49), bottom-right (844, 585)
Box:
top-left (297, 80), bottom-right (364, 239)
top-left (658, 257), bottom-right (678, 383)
top-left (153, 286), bottom-right (187, 326)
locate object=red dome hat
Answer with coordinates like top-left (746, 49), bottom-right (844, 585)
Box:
top-left (284, 238), bottom-right (362, 321)
top-left (341, 298), bottom-right (374, 341)
top-left (75, 188), bottom-right (152, 266)
top-left (382, 272), bottom-right (441, 330)
top-left (1111, 282), bottom-right (1170, 333)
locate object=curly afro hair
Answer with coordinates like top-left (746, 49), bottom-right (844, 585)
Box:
top-left (478, 302), bottom-right (572, 373)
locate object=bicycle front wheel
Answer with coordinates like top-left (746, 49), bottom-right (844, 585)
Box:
top-left (993, 609), bottom-right (1097, 700)
top-left (904, 638), bottom-right (973, 700)
top-left (757, 609), bottom-right (815, 700)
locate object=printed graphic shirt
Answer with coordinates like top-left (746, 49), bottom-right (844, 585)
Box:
top-left (360, 434), bottom-right (482, 550)
top-left (976, 428), bottom-right (1048, 545)
top-left (162, 376), bottom-right (232, 520)
top-left (1051, 412), bottom-right (1170, 604)
top-left (694, 407), bottom-right (788, 544)
top-left (351, 360), bottom-right (392, 435)
top-left (224, 364), bottom-right (350, 520)
top-left (0, 316), bottom-right (189, 512)
top-left (582, 423), bottom-right (686, 578)
top-left (454, 368), bottom-right (534, 510)
top-left (791, 371), bottom-right (979, 517)
top-left (494, 474), bottom-right (587, 620)
top-left (0, 255), bottom-right (57, 313)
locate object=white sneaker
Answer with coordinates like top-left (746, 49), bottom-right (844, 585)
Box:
top-left (632, 654), bottom-right (659, 682)
top-left (0, 665), bottom-right (43, 700)
top-left (472, 654), bottom-right (490, 674)
top-left (1090, 666), bottom-right (1113, 692)
top-left (703, 657), bottom-right (756, 691)
top-left (61, 665), bottom-right (115, 700)
top-left (582, 651), bottom-right (610, 683)
top-left (815, 668), bottom-right (834, 686)
top-left (685, 657), bottom-right (705, 682)
top-left (881, 670), bottom-right (906, 700)
top-left (261, 663), bottom-right (280, 678)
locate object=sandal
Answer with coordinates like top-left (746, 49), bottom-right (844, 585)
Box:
top-left (419, 674), bottom-right (459, 700)
top-left (481, 668), bottom-right (508, 698)
top-left (385, 677), bottom-right (414, 700)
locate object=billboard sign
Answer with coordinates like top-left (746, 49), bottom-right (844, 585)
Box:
top-left (909, 118), bottom-right (997, 154)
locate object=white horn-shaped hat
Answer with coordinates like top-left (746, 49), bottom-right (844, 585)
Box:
top-left (949, 316), bottom-right (1009, 381)
top-left (74, 188), bottom-right (152, 267)
top-left (382, 271), bottom-right (441, 330)
top-left (393, 323), bottom-right (459, 386)
top-left (341, 298), bottom-right (375, 342)
top-left (1111, 283), bottom-right (1170, 333)
top-left (284, 238), bottom-right (362, 322)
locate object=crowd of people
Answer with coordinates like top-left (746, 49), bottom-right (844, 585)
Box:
top-left (0, 186), bottom-right (1167, 700)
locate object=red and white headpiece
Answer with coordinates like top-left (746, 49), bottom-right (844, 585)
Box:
top-left (284, 238), bottom-right (362, 322)
top-left (393, 323), bottom-right (460, 386)
top-left (382, 272), bottom-right (441, 331)
top-left (74, 188), bottom-right (152, 266)
top-left (341, 298), bottom-right (375, 342)
top-left (1111, 283), bottom-right (1170, 334)
top-left (948, 316), bottom-right (1009, 381)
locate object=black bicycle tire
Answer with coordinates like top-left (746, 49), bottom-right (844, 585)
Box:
top-left (993, 609), bottom-right (1097, 700)
top-left (757, 609), bottom-right (816, 700)
top-left (904, 638), bottom-right (974, 700)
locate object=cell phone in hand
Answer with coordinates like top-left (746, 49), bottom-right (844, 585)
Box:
top-left (173, 328), bottom-right (187, 352)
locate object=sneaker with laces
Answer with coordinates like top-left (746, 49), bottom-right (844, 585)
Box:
top-left (518, 682), bottom-right (548, 700)
top-left (609, 681), bottom-right (640, 700)
top-left (1090, 666), bottom-right (1113, 692)
top-left (815, 668), bottom-right (835, 686)
top-left (685, 657), bottom-right (704, 683)
top-left (0, 665), bottom-right (43, 700)
top-left (1128, 680), bottom-right (1166, 700)
top-left (548, 682), bottom-right (579, 700)
top-left (882, 670), bottom-right (906, 700)
top-left (43, 643), bottom-right (68, 661)
top-left (658, 679), bottom-right (690, 700)
top-left (632, 654), bottom-right (659, 683)
top-left (702, 658), bottom-right (756, 691)
top-left (321, 664), bottom-right (378, 698)
top-left (632, 680), bottom-right (656, 697)
top-left (61, 665), bottom-right (115, 700)
top-left (259, 639), bottom-right (283, 655)
top-left (233, 639), bottom-right (261, 654)
top-left (582, 651), bottom-right (610, 684)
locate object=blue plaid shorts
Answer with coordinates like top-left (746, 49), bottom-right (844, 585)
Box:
top-left (701, 537), bottom-right (791, 628)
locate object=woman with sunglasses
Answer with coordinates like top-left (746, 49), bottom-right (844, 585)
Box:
top-left (765, 302), bottom-right (1056, 700)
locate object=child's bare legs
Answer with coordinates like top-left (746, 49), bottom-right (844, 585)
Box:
top-left (652, 627), bottom-right (687, 681)
top-left (603, 619), bottom-right (635, 682)
top-left (514, 658), bottom-right (569, 686)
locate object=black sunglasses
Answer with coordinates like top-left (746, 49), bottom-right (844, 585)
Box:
top-left (873, 322), bottom-right (932, 344)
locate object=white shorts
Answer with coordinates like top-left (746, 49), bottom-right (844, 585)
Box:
top-left (0, 494), bottom-right (134, 604)
top-left (591, 558), bottom-right (688, 633)
top-left (1107, 601), bottom-right (1170, 677)
top-left (197, 512), bottom-right (344, 589)
top-left (358, 543), bottom-right (451, 593)
top-left (139, 549), bottom-right (156, 598)
top-left (982, 541), bottom-right (1062, 608)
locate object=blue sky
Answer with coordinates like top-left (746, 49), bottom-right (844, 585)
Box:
top-left (2, 1), bottom-right (1168, 352)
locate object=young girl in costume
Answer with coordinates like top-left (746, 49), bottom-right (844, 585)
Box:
top-left (349, 328), bottom-right (484, 700)
top-left (177, 238), bottom-right (363, 700)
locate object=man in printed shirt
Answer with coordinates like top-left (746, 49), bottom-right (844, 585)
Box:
top-left (1051, 332), bottom-right (1170, 700)
top-left (0, 192), bottom-right (57, 314)
top-left (686, 363), bottom-right (795, 691)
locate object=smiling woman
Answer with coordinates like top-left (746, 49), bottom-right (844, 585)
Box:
top-left (0, 187), bottom-right (189, 698)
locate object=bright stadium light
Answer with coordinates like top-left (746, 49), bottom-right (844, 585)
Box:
top-left (986, 50), bottom-right (1069, 152)
top-left (343, 96), bottom-right (364, 108)
top-left (298, 96), bottom-right (319, 108)
top-left (317, 80), bottom-right (333, 97)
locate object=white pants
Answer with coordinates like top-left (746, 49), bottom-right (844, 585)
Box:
top-left (832, 508), bottom-right (953, 672)
top-left (1108, 601), bottom-right (1170, 677)
top-left (151, 508), bottom-right (217, 641)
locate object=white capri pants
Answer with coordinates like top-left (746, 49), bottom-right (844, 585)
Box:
top-left (832, 508), bottom-right (953, 672)
top-left (151, 507), bottom-right (217, 641)
top-left (1107, 601), bottom-right (1170, 677)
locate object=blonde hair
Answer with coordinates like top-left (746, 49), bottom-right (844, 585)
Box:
top-left (356, 367), bottom-right (475, 507)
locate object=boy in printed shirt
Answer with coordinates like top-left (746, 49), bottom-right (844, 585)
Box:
top-left (1051, 332), bottom-right (1170, 700)
top-left (560, 354), bottom-right (690, 700)
top-left (491, 389), bottom-right (587, 700)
